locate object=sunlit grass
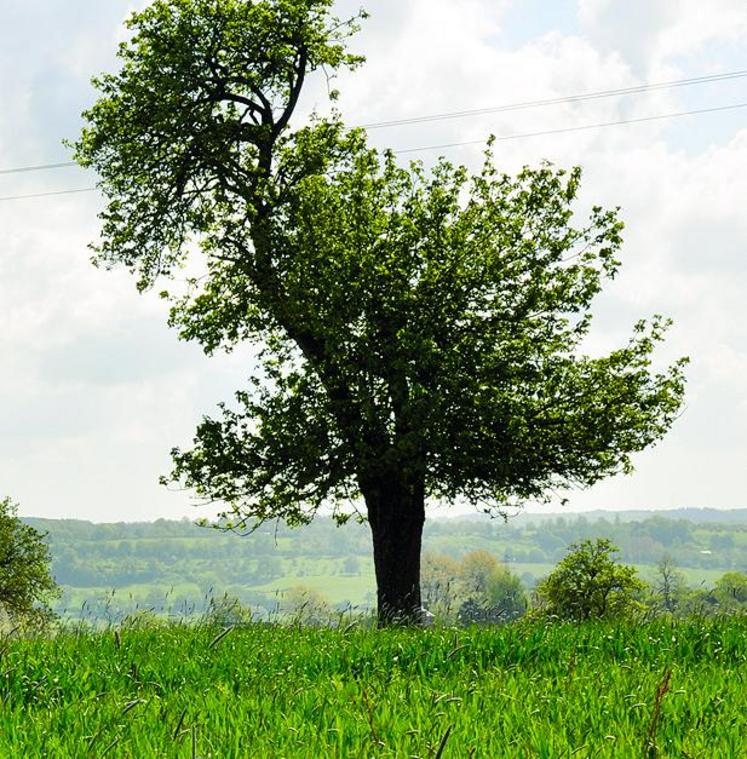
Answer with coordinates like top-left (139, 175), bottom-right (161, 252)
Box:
top-left (1, 616), bottom-right (745, 757)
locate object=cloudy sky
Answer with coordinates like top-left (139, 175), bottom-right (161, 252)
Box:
top-left (1, 0), bottom-right (746, 521)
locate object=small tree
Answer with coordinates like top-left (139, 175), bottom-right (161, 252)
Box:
top-left (457, 553), bottom-right (527, 624)
top-left (74, 0), bottom-right (687, 624)
top-left (205, 593), bottom-right (254, 626)
top-left (653, 554), bottom-right (688, 614)
top-left (713, 571), bottom-right (747, 609)
top-left (460, 551), bottom-right (501, 597)
top-left (342, 556), bottom-right (361, 576)
top-left (485, 565), bottom-right (528, 620)
top-left (421, 552), bottom-right (461, 618)
top-left (283, 585), bottom-right (333, 625)
top-left (0, 497), bottom-right (60, 628)
top-left (536, 538), bottom-right (644, 621)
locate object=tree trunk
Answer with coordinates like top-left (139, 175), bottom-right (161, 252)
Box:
top-left (363, 476), bottom-right (426, 626)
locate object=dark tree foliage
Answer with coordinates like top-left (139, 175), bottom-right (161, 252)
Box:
top-left (0, 498), bottom-right (60, 627)
top-left (74, 0), bottom-right (687, 623)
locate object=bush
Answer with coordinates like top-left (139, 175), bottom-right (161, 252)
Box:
top-left (457, 559), bottom-right (528, 626)
top-left (713, 572), bottom-right (747, 609)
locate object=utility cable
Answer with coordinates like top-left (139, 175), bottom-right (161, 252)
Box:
top-left (1, 100), bottom-right (745, 199)
top-left (394, 101), bottom-right (747, 154)
top-left (3, 67), bottom-right (747, 176)
top-left (0, 187), bottom-right (96, 202)
top-left (361, 69), bottom-right (747, 130)
top-left (0, 161), bottom-right (77, 176)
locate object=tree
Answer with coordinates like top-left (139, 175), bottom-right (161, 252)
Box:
top-left (713, 571), bottom-right (747, 609)
top-left (282, 585), bottom-right (332, 625)
top-left (485, 565), bottom-right (527, 620)
top-left (205, 593), bottom-right (254, 626)
top-left (74, 0), bottom-right (687, 624)
top-left (653, 554), bottom-right (688, 614)
top-left (457, 553), bottom-right (526, 624)
top-left (342, 556), bottom-right (361, 575)
top-left (421, 552), bottom-right (461, 618)
top-left (0, 497), bottom-right (60, 627)
top-left (536, 539), bottom-right (644, 621)
top-left (460, 551), bottom-right (500, 597)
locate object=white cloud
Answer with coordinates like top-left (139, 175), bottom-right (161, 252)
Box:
top-left (579, 0), bottom-right (747, 74)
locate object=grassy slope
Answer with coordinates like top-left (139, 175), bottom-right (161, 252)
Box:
top-left (2, 617), bottom-right (746, 758)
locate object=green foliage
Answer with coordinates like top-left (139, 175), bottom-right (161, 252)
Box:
top-left (0, 498), bottom-right (60, 628)
top-left (421, 550), bottom-right (527, 624)
top-left (74, 0), bottom-right (365, 290)
top-left (458, 556), bottom-right (527, 624)
top-left (1, 618), bottom-right (745, 756)
top-left (459, 550), bottom-right (500, 596)
top-left (536, 538), bottom-right (645, 621)
top-left (651, 554), bottom-right (689, 614)
top-left (485, 565), bottom-right (528, 619)
top-left (420, 552), bottom-right (461, 617)
top-left (713, 571), bottom-right (747, 608)
top-left (73, 0), bottom-right (686, 535)
top-left (204, 594), bottom-right (254, 627)
top-left (342, 556), bottom-right (361, 575)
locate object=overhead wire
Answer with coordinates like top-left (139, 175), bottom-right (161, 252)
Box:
top-left (0, 69), bottom-right (745, 200)
top-left (0, 187), bottom-right (96, 202)
top-left (394, 101), bottom-right (747, 154)
top-left (0, 161), bottom-right (77, 176)
top-left (361, 69), bottom-right (747, 129)
top-left (3, 67), bottom-right (747, 178)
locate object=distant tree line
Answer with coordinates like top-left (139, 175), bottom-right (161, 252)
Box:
top-left (17, 513), bottom-right (747, 622)
top-left (418, 540), bottom-right (747, 626)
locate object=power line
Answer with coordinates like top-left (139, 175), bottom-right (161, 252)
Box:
top-left (394, 101), bottom-right (747, 155)
top-left (1, 100), bottom-right (745, 200)
top-left (2, 68), bottom-right (747, 177)
top-left (0, 161), bottom-right (77, 176)
top-left (361, 69), bottom-right (747, 130)
top-left (0, 187), bottom-right (96, 202)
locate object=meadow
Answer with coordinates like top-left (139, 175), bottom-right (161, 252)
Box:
top-left (2, 616), bottom-right (746, 758)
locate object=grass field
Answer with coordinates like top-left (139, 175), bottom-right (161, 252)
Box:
top-left (2, 617), bottom-right (745, 757)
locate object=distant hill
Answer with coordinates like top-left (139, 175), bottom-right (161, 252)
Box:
top-left (432, 508), bottom-right (747, 525)
top-left (25, 507), bottom-right (747, 534)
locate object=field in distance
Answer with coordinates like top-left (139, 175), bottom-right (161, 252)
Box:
top-left (28, 510), bottom-right (747, 618)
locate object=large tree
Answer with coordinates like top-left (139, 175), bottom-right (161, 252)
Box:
top-left (74, 0), bottom-right (686, 623)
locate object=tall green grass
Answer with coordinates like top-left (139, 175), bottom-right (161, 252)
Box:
top-left (1, 617), bottom-right (745, 757)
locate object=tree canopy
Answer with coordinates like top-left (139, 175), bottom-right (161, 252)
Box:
top-left (536, 538), bottom-right (645, 621)
top-left (0, 497), bottom-right (60, 628)
top-left (74, 0), bottom-right (686, 622)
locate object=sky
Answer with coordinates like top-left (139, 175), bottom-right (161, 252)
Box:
top-left (1, 0), bottom-right (747, 522)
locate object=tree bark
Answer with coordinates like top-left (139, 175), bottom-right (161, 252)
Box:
top-left (363, 475), bottom-right (426, 626)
